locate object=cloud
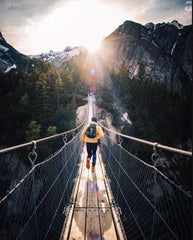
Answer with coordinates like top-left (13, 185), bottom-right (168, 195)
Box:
top-left (0, 0), bottom-right (66, 27)
top-left (185, 0), bottom-right (192, 12)
top-left (101, 0), bottom-right (191, 24)
top-left (185, 6), bottom-right (192, 11)
top-left (0, 0), bottom-right (191, 28)
top-left (0, 0), bottom-right (191, 54)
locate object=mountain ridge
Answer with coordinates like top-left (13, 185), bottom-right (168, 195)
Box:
top-left (1, 19), bottom-right (192, 92)
top-left (0, 31), bottom-right (82, 72)
top-left (29, 46), bottom-right (83, 69)
top-left (0, 31), bottom-right (34, 72)
top-left (100, 20), bottom-right (192, 91)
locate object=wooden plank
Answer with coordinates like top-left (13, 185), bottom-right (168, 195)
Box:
top-left (60, 204), bottom-right (75, 240)
top-left (60, 151), bottom-right (86, 240)
top-left (76, 178), bottom-right (88, 207)
top-left (94, 155), bottom-right (103, 178)
top-left (87, 178), bottom-right (98, 208)
top-left (98, 152), bottom-right (126, 239)
top-left (99, 208), bottom-right (117, 240)
top-left (94, 157), bottom-right (110, 207)
top-left (76, 154), bottom-right (90, 207)
top-left (61, 148), bottom-right (124, 240)
top-left (81, 156), bottom-right (90, 179)
top-left (68, 208), bottom-right (86, 240)
top-left (86, 208), bottom-right (101, 240)
top-left (70, 152), bottom-right (85, 203)
top-left (97, 179), bottom-right (110, 207)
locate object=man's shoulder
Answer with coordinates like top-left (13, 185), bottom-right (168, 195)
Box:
top-left (82, 124), bottom-right (89, 131)
top-left (96, 125), bottom-right (103, 130)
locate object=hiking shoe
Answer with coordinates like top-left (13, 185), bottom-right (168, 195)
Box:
top-left (86, 158), bottom-right (90, 169)
top-left (91, 166), bottom-right (95, 173)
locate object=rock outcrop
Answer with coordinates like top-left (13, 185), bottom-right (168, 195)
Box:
top-left (0, 31), bottom-right (35, 72)
top-left (100, 20), bottom-right (192, 91)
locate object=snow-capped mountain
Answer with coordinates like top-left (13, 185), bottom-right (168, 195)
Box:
top-left (144, 20), bottom-right (184, 31)
top-left (0, 31), bottom-right (83, 72)
top-left (29, 46), bottom-right (83, 68)
top-left (0, 31), bottom-right (35, 73)
top-left (100, 20), bottom-right (192, 91)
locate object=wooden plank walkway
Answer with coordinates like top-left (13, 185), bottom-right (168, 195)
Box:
top-left (60, 147), bottom-right (125, 240)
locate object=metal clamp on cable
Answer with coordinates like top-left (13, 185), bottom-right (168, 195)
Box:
top-left (28, 141), bottom-right (38, 166)
top-left (151, 143), bottom-right (160, 167)
top-left (63, 134), bottom-right (67, 145)
top-left (72, 131), bottom-right (76, 138)
top-left (117, 135), bottom-right (123, 145)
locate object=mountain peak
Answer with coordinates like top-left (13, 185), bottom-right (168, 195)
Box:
top-left (106, 20), bottom-right (147, 40)
top-left (0, 31), bottom-right (6, 41)
top-left (0, 31), bottom-right (35, 72)
top-left (121, 20), bottom-right (143, 29)
top-left (101, 19), bottom-right (192, 91)
top-left (145, 20), bottom-right (184, 31)
top-left (123, 20), bottom-right (136, 25)
top-left (170, 20), bottom-right (184, 29)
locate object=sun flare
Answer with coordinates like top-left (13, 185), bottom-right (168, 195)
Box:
top-left (19, 0), bottom-right (129, 54)
top-left (84, 41), bottom-right (101, 53)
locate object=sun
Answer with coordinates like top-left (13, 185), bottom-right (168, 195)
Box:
top-left (84, 41), bottom-right (101, 53)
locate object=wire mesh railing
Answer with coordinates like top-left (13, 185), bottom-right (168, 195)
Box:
top-left (0, 125), bottom-right (84, 240)
top-left (100, 135), bottom-right (192, 240)
top-left (0, 95), bottom-right (192, 240)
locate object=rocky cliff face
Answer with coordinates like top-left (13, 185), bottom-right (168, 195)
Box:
top-left (100, 20), bottom-right (192, 91)
top-left (0, 30), bottom-right (83, 72)
top-left (0, 31), bottom-right (36, 73)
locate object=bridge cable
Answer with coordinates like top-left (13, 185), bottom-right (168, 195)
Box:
top-left (99, 122), bottom-right (192, 156)
top-left (0, 120), bottom-right (85, 155)
top-left (16, 132), bottom-right (82, 240)
top-left (105, 137), bottom-right (179, 239)
top-left (100, 134), bottom-right (192, 239)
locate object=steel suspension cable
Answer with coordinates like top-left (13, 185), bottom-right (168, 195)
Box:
top-left (100, 134), bottom-right (192, 240)
top-left (106, 142), bottom-right (179, 239)
top-left (43, 136), bottom-right (81, 239)
top-left (106, 134), bottom-right (192, 197)
top-left (12, 130), bottom-right (82, 240)
top-left (0, 120), bottom-right (85, 155)
top-left (0, 132), bottom-right (80, 205)
top-left (99, 122), bottom-right (192, 156)
top-left (107, 157), bottom-right (147, 240)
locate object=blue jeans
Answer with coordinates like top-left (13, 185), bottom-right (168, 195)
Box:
top-left (86, 142), bottom-right (97, 166)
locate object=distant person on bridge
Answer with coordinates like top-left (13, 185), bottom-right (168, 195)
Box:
top-left (81, 117), bottom-right (104, 172)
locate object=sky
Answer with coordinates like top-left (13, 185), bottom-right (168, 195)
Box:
top-left (0, 0), bottom-right (192, 55)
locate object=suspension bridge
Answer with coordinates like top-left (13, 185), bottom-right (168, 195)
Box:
top-left (0, 95), bottom-right (192, 240)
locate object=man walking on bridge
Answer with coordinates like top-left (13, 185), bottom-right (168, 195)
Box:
top-left (81, 117), bottom-right (104, 172)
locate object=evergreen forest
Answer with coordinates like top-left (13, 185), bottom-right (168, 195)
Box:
top-left (0, 54), bottom-right (90, 147)
top-left (96, 63), bottom-right (192, 188)
top-left (0, 53), bottom-right (192, 188)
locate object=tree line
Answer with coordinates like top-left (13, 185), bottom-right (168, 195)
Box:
top-left (0, 55), bottom-right (88, 147)
top-left (98, 62), bottom-right (191, 150)
top-left (96, 62), bottom-right (192, 189)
